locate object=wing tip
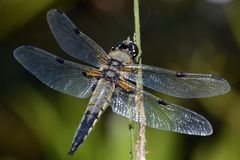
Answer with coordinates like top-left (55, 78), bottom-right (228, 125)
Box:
top-left (197, 114), bottom-right (213, 136)
top-left (47, 8), bottom-right (58, 15)
top-left (194, 110), bottom-right (213, 136)
top-left (46, 8), bottom-right (67, 34)
top-left (202, 120), bottom-right (213, 136)
top-left (47, 8), bottom-right (64, 18)
top-left (184, 120), bottom-right (213, 136)
top-left (222, 78), bottom-right (231, 94)
top-left (13, 45), bottom-right (30, 60)
top-left (211, 74), bottom-right (231, 95)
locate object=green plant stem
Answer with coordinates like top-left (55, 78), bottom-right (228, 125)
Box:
top-left (133, 0), bottom-right (146, 160)
top-left (129, 0), bottom-right (145, 159)
top-left (129, 95), bottom-right (136, 160)
top-left (134, 0), bottom-right (142, 61)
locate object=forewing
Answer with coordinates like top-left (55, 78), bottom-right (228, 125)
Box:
top-left (14, 46), bottom-right (97, 98)
top-left (47, 9), bottom-right (109, 68)
top-left (121, 64), bottom-right (230, 98)
top-left (111, 87), bottom-right (213, 136)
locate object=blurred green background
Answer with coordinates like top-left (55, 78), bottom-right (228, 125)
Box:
top-left (1, 0), bottom-right (240, 159)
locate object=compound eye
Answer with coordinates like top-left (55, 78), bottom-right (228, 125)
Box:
top-left (129, 43), bottom-right (139, 58)
top-left (118, 43), bottom-right (128, 50)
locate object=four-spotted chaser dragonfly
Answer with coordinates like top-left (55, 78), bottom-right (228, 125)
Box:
top-left (14, 9), bottom-right (230, 156)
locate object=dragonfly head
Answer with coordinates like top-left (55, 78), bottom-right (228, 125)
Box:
top-left (113, 38), bottom-right (139, 61)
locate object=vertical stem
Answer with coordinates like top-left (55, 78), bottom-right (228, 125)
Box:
top-left (129, 0), bottom-right (145, 159)
top-left (134, 0), bottom-right (142, 61)
top-left (129, 97), bottom-right (136, 160)
top-left (133, 0), bottom-right (146, 160)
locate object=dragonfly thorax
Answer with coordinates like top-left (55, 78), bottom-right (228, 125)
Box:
top-left (108, 59), bottom-right (124, 69)
top-left (102, 69), bottom-right (120, 83)
top-left (108, 50), bottom-right (133, 65)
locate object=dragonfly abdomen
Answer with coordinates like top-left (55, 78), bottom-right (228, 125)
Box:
top-left (68, 79), bottom-right (115, 156)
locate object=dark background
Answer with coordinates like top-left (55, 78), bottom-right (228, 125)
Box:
top-left (0, 0), bottom-right (239, 159)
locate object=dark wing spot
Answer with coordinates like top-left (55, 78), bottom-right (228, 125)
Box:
top-left (82, 71), bottom-right (87, 77)
top-left (73, 28), bottom-right (80, 35)
top-left (176, 72), bottom-right (186, 77)
top-left (158, 100), bottom-right (167, 105)
top-left (55, 57), bottom-right (65, 64)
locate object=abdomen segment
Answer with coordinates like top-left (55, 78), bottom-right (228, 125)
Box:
top-left (68, 79), bottom-right (114, 155)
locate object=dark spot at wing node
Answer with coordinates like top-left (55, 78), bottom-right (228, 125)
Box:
top-left (176, 72), bottom-right (186, 77)
top-left (82, 71), bottom-right (87, 77)
top-left (158, 100), bottom-right (167, 105)
top-left (55, 57), bottom-right (65, 64)
top-left (73, 28), bottom-right (80, 35)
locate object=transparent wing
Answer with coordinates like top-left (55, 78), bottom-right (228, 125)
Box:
top-left (14, 46), bottom-right (98, 98)
top-left (121, 64), bottom-right (230, 98)
top-left (47, 9), bottom-right (109, 68)
top-left (111, 87), bottom-right (213, 136)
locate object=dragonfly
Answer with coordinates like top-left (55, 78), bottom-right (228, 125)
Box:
top-left (14, 9), bottom-right (230, 156)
